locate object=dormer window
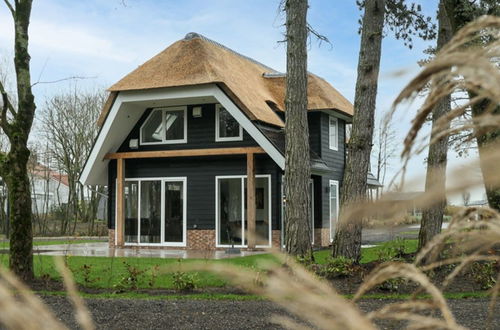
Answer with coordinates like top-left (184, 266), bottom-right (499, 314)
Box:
top-left (216, 104), bottom-right (242, 142)
top-left (329, 115), bottom-right (338, 151)
top-left (140, 106), bottom-right (187, 145)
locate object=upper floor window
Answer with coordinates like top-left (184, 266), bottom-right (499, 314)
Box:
top-left (216, 104), bottom-right (242, 142)
top-left (140, 106), bottom-right (187, 145)
top-left (329, 115), bottom-right (338, 151)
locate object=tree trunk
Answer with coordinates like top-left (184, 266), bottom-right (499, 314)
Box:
top-left (284, 0), bottom-right (312, 259)
top-left (472, 100), bottom-right (500, 211)
top-left (332, 0), bottom-right (385, 262)
top-left (3, 0), bottom-right (36, 281)
top-left (6, 144), bottom-right (33, 281)
top-left (443, 0), bottom-right (500, 212)
top-left (418, 1), bottom-right (453, 251)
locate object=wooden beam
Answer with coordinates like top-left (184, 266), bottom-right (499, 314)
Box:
top-left (116, 158), bottom-right (125, 246)
top-left (104, 147), bottom-right (266, 160)
top-left (246, 152), bottom-right (256, 249)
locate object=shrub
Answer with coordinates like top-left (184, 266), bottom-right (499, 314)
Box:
top-left (80, 264), bottom-right (99, 286)
top-left (317, 256), bottom-right (355, 279)
top-left (172, 271), bottom-right (197, 291)
top-left (115, 262), bottom-right (146, 290)
top-left (470, 261), bottom-right (497, 290)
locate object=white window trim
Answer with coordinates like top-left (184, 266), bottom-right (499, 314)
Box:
top-left (215, 174), bottom-right (272, 248)
top-left (329, 179), bottom-right (339, 242)
top-left (329, 116), bottom-right (338, 151)
top-left (117, 176), bottom-right (187, 247)
top-left (139, 106), bottom-right (188, 145)
top-left (215, 104), bottom-right (243, 142)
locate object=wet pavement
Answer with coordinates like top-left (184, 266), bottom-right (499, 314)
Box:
top-left (32, 242), bottom-right (266, 259)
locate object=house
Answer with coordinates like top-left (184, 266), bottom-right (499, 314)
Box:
top-left (80, 32), bottom-right (355, 250)
top-left (29, 164), bottom-right (70, 215)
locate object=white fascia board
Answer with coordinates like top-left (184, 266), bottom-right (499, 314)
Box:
top-left (213, 86), bottom-right (285, 169)
top-left (80, 84), bottom-right (284, 185)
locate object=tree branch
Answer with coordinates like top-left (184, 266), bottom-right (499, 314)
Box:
top-left (2, 0), bottom-right (15, 17)
top-left (0, 80), bottom-right (14, 135)
top-left (31, 75), bottom-right (96, 87)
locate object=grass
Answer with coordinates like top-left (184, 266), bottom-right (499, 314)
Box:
top-left (313, 239), bottom-right (418, 264)
top-left (0, 238), bottom-right (417, 291)
top-left (0, 239), bottom-right (104, 249)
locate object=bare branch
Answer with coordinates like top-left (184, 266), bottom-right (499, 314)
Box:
top-left (0, 80), bottom-right (14, 135)
top-left (2, 0), bottom-right (15, 16)
top-left (31, 75), bottom-right (96, 87)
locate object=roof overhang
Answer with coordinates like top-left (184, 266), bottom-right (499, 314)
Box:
top-left (317, 109), bottom-right (353, 123)
top-left (80, 84), bottom-right (285, 185)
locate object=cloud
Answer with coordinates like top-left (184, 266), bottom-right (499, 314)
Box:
top-left (0, 12), bottom-right (134, 63)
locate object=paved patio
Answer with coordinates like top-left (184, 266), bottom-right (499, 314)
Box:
top-left (33, 242), bottom-right (266, 259)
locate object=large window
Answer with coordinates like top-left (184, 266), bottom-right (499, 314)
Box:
top-left (216, 104), bottom-right (242, 141)
top-left (140, 106), bottom-right (187, 145)
top-left (329, 180), bottom-right (339, 241)
top-left (329, 116), bottom-right (338, 150)
top-left (216, 175), bottom-right (271, 247)
top-left (122, 177), bottom-right (186, 246)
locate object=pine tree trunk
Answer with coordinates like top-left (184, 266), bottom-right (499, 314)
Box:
top-left (332, 0), bottom-right (385, 261)
top-left (418, 1), bottom-right (453, 250)
top-left (443, 0), bottom-right (500, 212)
top-left (472, 101), bottom-right (500, 211)
top-left (284, 0), bottom-right (312, 258)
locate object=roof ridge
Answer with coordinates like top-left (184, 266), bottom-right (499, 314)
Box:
top-left (184, 32), bottom-right (280, 74)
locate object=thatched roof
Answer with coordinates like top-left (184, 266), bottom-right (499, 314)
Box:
top-left (99, 33), bottom-right (353, 127)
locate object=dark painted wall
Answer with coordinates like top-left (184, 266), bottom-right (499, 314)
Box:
top-left (108, 155), bottom-right (281, 231)
top-left (118, 104), bottom-right (258, 152)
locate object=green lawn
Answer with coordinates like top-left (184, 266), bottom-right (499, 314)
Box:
top-left (0, 239), bottom-right (104, 249)
top-left (314, 239), bottom-right (418, 264)
top-left (0, 239), bottom-right (418, 291)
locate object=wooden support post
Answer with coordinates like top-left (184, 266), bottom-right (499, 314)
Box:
top-left (247, 152), bottom-right (256, 249)
top-left (116, 158), bottom-right (125, 246)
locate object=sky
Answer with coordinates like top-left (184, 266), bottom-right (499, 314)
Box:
top-left (0, 0), bottom-right (485, 199)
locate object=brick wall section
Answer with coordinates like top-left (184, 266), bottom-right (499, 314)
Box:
top-left (272, 230), bottom-right (281, 248)
top-left (187, 229), bottom-right (216, 250)
top-left (108, 229), bottom-right (115, 248)
top-left (314, 228), bottom-right (331, 247)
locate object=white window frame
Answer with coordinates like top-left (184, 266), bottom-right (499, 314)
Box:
top-left (118, 176), bottom-right (187, 247)
top-left (215, 174), bottom-right (272, 248)
top-left (329, 179), bottom-right (339, 242)
top-left (140, 106), bottom-right (187, 145)
top-left (329, 115), bottom-right (338, 151)
top-left (215, 104), bottom-right (243, 142)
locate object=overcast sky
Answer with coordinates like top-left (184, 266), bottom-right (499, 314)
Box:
top-left (0, 0), bottom-right (484, 197)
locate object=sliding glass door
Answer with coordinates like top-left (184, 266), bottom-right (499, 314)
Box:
top-left (123, 177), bottom-right (186, 246)
top-left (216, 175), bottom-right (271, 247)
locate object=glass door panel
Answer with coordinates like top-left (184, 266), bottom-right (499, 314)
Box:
top-left (244, 177), bottom-right (270, 246)
top-left (124, 181), bottom-right (139, 243)
top-left (218, 178), bottom-right (243, 245)
top-left (140, 181), bottom-right (162, 243)
top-left (164, 181), bottom-right (184, 243)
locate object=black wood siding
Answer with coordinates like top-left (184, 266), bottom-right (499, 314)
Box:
top-left (118, 104), bottom-right (258, 152)
top-left (108, 154), bottom-right (281, 231)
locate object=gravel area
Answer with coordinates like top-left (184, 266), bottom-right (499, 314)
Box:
top-left (41, 296), bottom-right (499, 330)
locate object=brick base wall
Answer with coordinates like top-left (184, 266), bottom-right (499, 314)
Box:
top-left (272, 230), bottom-right (281, 248)
top-left (314, 228), bottom-right (331, 247)
top-left (187, 229), bottom-right (216, 250)
top-left (108, 228), bottom-right (332, 250)
top-left (108, 229), bottom-right (115, 248)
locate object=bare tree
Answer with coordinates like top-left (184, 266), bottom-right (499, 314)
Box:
top-left (372, 115), bottom-right (397, 197)
top-left (40, 86), bottom-right (105, 235)
top-left (283, 0), bottom-right (313, 259)
top-left (418, 0), bottom-right (453, 250)
top-left (0, 0), bottom-right (36, 281)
